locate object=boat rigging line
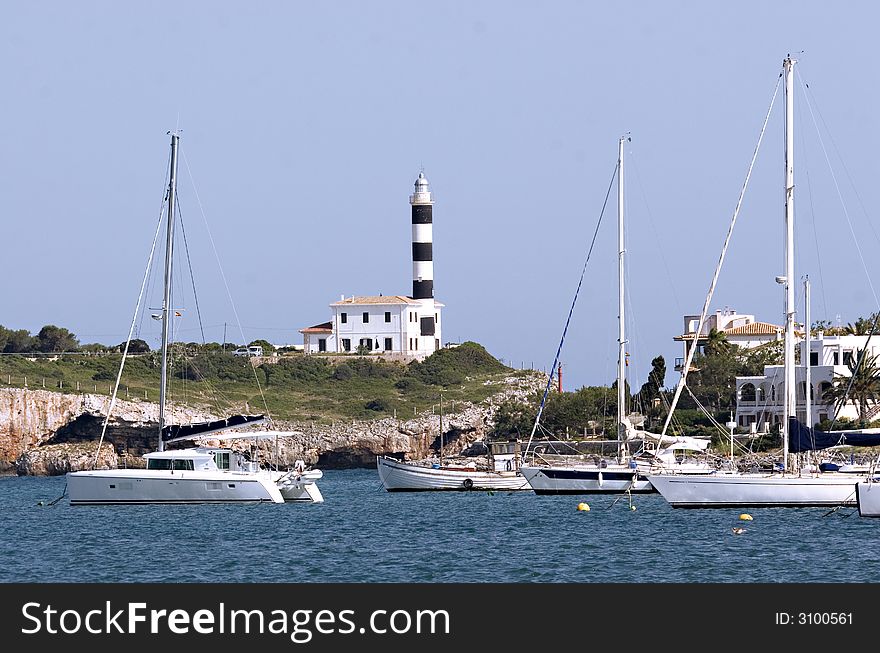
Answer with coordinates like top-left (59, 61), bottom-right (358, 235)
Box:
top-left (91, 181), bottom-right (168, 469)
top-left (523, 158), bottom-right (619, 459)
top-left (181, 149), bottom-right (272, 424)
top-left (661, 74), bottom-right (782, 437)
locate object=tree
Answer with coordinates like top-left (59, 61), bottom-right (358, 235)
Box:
top-left (490, 398), bottom-right (539, 440)
top-left (119, 338), bottom-right (150, 353)
top-left (844, 315), bottom-right (877, 336)
top-left (36, 325), bottom-right (79, 352)
top-left (822, 348), bottom-right (880, 424)
top-left (3, 328), bottom-right (36, 352)
top-left (704, 328), bottom-right (733, 357)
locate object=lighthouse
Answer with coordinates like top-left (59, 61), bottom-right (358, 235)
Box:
top-left (299, 170), bottom-right (443, 359)
top-left (410, 171), bottom-right (434, 300)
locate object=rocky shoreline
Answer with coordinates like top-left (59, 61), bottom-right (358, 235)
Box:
top-left (0, 373), bottom-right (545, 476)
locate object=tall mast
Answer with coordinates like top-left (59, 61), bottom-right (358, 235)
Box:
top-left (439, 392), bottom-right (444, 467)
top-left (804, 276), bottom-right (811, 431)
top-left (158, 131), bottom-right (180, 452)
top-left (782, 56), bottom-right (796, 471)
top-left (617, 135), bottom-right (628, 462)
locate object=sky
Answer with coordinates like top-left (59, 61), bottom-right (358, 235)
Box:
top-left (3, 1), bottom-right (880, 391)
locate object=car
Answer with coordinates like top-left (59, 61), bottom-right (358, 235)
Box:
top-left (233, 345), bottom-right (263, 357)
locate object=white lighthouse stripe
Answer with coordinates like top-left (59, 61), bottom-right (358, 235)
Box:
top-left (412, 223), bottom-right (433, 243)
top-left (413, 260), bottom-right (434, 280)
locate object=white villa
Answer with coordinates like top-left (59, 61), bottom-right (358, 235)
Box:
top-left (299, 295), bottom-right (443, 360)
top-left (734, 333), bottom-right (878, 431)
top-left (673, 307), bottom-right (783, 371)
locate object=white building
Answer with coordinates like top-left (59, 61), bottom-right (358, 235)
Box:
top-left (300, 295), bottom-right (444, 358)
top-left (299, 172), bottom-right (444, 361)
top-left (673, 307), bottom-right (782, 371)
top-left (735, 333), bottom-right (879, 431)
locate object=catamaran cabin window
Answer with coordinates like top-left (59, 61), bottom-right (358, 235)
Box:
top-left (147, 459), bottom-right (173, 470)
top-left (172, 459), bottom-right (194, 471)
top-left (214, 452), bottom-right (230, 470)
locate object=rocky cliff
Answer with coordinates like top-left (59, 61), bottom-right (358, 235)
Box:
top-left (0, 373), bottom-right (544, 475)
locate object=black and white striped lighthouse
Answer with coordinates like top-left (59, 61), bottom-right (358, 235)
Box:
top-left (409, 171), bottom-right (434, 300)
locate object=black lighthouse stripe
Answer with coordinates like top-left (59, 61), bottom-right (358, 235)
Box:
top-left (412, 205), bottom-right (433, 224)
top-left (412, 280), bottom-right (433, 299)
top-left (412, 242), bottom-right (433, 261)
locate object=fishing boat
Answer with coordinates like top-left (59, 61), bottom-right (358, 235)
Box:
top-left (520, 135), bottom-right (713, 495)
top-left (647, 56), bottom-right (868, 508)
top-left (67, 132), bottom-right (323, 505)
top-left (376, 393), bottom-right (530, 491)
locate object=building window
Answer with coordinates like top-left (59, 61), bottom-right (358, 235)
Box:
top-left (832, 351), bottom-right (839, 365)
top-left (435, 313), bottom-right (439, 322)
top-left (340, 312), bottom-right (347, 324)
top-left (363, 312), bottom-right (370, 323)
top-left (435, 338), bottom-right (440, 351)
top-left (810, 352), bottom-right (819, 366)
top-left (360, 338), bottom-right (373, 351)
top-left (384, 338), bottom-right (392, 351)
top-left (843, 350), bottom-right (854, 366)
top-left (318, 338), bottom-right (327, 352)
top-left (342, 338), bottom-right (351, 352)
top-left (384, 311), bottom-right (391, 323)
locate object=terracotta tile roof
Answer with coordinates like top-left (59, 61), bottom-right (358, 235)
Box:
top-left (299, 321), bottom-right (333, 334)
top-left (331, 295), bottom-right (419, 306)
top-left (723, 322), bottom-right (783, 336)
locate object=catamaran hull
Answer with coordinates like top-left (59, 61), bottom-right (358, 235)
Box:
top-left (376, 456), bottom-right (530, 491)
top-left (67, 469), bottom-right (286, 504)
top-left (274, 470), bottom-right (325, 503)
top-left (520, 465), bottom-right (654, 494)
top-left (856, 481), bottom-right (880, 517)
top-left (647, 472), bottom-right (860, 508)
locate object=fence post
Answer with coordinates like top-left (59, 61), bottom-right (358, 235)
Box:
top-left (42, 378), bottom-right (45, 388)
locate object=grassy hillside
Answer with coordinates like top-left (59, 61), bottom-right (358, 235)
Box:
top-left (0, 342), bottom-right (532, 422)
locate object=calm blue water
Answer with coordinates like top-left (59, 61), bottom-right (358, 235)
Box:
top-left (2, 469), bottom-right (878, 583)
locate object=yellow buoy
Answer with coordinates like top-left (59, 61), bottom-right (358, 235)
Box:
top-left (739, 513), bottom-right (753, 521)
top-left (577, 502), bottom-right (590, 512)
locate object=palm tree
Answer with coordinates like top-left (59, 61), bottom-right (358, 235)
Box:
top-left (844, 314), bottom-right (878, 336)
top-left (822, 347), bottom-right (880, 423)
top-left (704, 328), bottom-right (733, 357)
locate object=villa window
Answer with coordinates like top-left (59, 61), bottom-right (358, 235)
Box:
top-left (342, 339), bottom-right (351, 352)
top-left (810, 352), bottom-right (819, 366)
top-left (363, 312), bottom-right (370, 323)
top-left (384, 312), bottom-right (391, 323)
top-left (340, 313), bottom-right (347, 324)
top-left (843, 350), bottom-right (854, 366)
top-left (384, 338), bottom-right (392, 351)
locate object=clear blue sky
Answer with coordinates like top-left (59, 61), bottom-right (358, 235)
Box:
top-left (3, 1), bottom-right (879, 391)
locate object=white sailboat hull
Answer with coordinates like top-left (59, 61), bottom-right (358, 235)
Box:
top-left (68, 468), bottom-right (288, 505)
top-left (647, 472), bottom-right (860, 508)
top-left (520, 464), bottom-right (654, 494)
top-left (856, 480), bottom-right (880, 517)
top-left (377, 456), bottom-right (531, 491)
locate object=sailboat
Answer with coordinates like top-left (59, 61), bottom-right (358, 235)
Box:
top-left (67, 132), bottom-right (323, 505)
top-left (647, 56), bottom-right (867, 508)
top-left (376, 392), bottom-right (531, 491)
top-left (520, 136), bottom-right (712, 495)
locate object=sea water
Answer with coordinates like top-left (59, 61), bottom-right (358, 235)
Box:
top-left (2, 469), bottom-right (878, 583)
